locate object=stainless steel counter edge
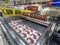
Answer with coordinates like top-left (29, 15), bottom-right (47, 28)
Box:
top-left (1, 23), bottom-right (20, 45)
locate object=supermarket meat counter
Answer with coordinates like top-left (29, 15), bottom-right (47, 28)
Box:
top-left (0, 16), bottom-right (52, 45)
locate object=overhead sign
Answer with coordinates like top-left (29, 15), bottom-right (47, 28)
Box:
top-left (52, 1), bottom-right (60, 6)
top-left (52, 0), bottom-right (60, 2)
top-left (50, 0), bottom-right (60, 6)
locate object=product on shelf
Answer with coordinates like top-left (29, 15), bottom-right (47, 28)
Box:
top-left (22, 12), bottom-right (47, 21)
top-left (9, 20), bottom-right (42, 45)
top-left (31, 14), bottom-right (47, 21)
top-left (24, 6), bottom-right (38, 12)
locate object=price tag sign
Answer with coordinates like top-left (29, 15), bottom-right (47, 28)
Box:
top-left (2, 7), bottom-right (31, 16)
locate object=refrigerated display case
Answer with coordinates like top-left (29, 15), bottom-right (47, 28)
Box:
top-left (0, 16), bottom-right (52, 45)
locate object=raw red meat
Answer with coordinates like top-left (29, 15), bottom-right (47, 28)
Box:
top-left (27, 37), bottom-right (34, 44)
top-left (21, 33), bottom-right (27, 38)
top-left (35, 32), bottom-right (40, 36)
top-left (18, 30), bottom-right (22, 33)
top-left (30, 34), bottom-right (37, 39)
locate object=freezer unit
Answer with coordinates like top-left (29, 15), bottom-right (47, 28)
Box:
top-left (0, 16), bottom-right (51, 45)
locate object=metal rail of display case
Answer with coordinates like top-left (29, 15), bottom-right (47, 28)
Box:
top-left (0, 26), bottom-right (9, 45)
top-left (47, 23), bottom-right (60, 45)
top-left (1, 24), bottom-right (19, 45)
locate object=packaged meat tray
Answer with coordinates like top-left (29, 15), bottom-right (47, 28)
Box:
top-left (9, 20), bottom-right (42, 45)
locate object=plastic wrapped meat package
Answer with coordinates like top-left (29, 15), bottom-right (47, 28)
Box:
top-left (9, 20), bottom-right (42, 45)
